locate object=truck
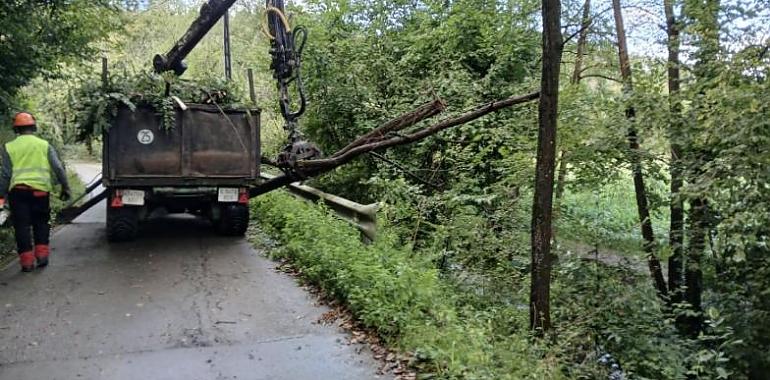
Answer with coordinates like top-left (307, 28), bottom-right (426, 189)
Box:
top-left (102, 104), bottom-right (260, 241)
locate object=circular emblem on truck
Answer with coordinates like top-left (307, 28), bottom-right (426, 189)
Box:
top-left (137, 129), bottom-right (154, 145)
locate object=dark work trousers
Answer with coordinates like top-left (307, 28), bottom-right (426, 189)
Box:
top-left (8, 188), bottom-right (50, 254)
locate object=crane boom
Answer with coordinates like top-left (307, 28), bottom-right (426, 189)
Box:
top-left (153, 0), bottom-right (238, 75)
top-left (154, 0), bottom-right (320, 174)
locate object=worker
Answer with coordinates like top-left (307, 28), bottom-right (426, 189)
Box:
top-left (0, 112), bottom-right (71, 272)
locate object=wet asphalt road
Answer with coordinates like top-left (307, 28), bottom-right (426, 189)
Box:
top-left (0, 163), bottom-right (386, 380)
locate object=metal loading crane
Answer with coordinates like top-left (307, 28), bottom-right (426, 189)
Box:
top-left (153, 0), bottom-right (320, 172)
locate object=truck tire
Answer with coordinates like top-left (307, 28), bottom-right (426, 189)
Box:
top-left (107, 207), bottom-right (139, 242)
top-left (216, 204), bottom-right (249, 236)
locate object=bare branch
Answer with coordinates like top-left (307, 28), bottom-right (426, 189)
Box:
top-left (579, 73), bottom-right (623, 83)
top-left (369, 152), bottom-right (443, 189)
top-left (332, 98), bottom-right (447, 158)
top-left (300, 91), bottom-right (540, 172)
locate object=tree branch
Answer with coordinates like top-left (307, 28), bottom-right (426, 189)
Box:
top-left (249, 91), bottom-right (540, 197)
top-left (369, 152), bottom-right (443, 189)
top-left (300, 91), bottom-right (540, 171)
top-left (333, 98), bottom-right (447, 158)
top-left (580, 73), bottom-right (623, 83)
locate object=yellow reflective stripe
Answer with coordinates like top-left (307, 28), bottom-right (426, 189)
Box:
top-left (11, 174), bottom-right (49, 182)
top-left (12, 168), bottom-right (49, 175)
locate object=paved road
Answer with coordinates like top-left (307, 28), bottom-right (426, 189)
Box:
top-left (0, 163), bottom-right (386, 380)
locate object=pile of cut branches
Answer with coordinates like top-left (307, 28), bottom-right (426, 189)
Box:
top-left (69, 71), bottom-right (247, 142)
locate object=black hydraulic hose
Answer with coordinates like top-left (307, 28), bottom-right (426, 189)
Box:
top-left (288, 26), bottom-right (308, 120)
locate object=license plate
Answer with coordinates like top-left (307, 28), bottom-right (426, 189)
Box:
top-left (122, 189), bottom-right (145, 206)
top-left (218, 188), bottom-right (239, 202)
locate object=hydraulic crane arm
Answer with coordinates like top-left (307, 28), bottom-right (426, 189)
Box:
top-left (154, 0), bottom-right (320, 174)
top-left (153, 0), bottom-right (308, 127)
top-left (153, 0), bottom-right (308, 123)
top-left (153, 0), bottom-right (238, 76)
top-left (265, 0), bottom-right (308, 125)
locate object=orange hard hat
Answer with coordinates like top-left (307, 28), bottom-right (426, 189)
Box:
top-left (12, 112), bottom-right (36, 128)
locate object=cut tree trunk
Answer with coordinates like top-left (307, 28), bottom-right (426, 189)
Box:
top-left (613, 0), bottom-right (668, 299)
top-left (298, 92), bottom-right (539, 173)
top-left (530, 0), bottom-right (563, 333)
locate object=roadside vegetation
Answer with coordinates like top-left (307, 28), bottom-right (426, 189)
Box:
top-left (2, 0), bottom-right (769, 379)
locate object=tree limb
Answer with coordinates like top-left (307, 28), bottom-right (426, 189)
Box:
top-left (579, 73), bottom-right (623, 83)
top-left (300, 91), bottom-right (540, 172)
top-left (332, 98), bottom-right (447, 158)
top-left (249, 91), bottom-right (540, 196)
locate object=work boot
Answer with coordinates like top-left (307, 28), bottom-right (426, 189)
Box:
top-left (19, 251), bottom-right (35, 272)
top-left (34, 244), bottom-right (49, 268)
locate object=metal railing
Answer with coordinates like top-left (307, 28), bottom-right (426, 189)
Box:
top-left (259, 173), bottom-right (379, 242)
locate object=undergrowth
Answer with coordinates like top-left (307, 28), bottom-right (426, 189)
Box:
top-left (251, 190), bottom-right (732, 380)
top-left (558, 176), bottom-right (670, 255)
top-left (250, 191), bottom-right (560, 379)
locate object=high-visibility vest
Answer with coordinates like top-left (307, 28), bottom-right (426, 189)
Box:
top-left (5, 135), bottom-right (52, 192)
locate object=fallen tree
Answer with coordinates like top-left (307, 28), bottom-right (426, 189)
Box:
top-left (252, 91), bottom-right (540, 197)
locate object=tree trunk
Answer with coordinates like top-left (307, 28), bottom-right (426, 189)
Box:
top-left (552, 150), bottom-right (568, 248)
top-left (571, 0), bottom-right (591, 85)
top-left (554, 150), bottom-right (568, 210)
top-left (684, 197), bottom-right (706, 336)
top-left (680, 0), bottom-right (721, 338)
top-left (664, 0), bottom-right (685, 306)
top-left (530, 0), bottom-right (563, 333)
top-left (554, 0), bottom-right (590, 245)
top-left (612, 0), bottom-right (668, 298)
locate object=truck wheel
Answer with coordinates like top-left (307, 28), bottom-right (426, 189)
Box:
top-left (216, 204), bottom-right (249, 236)
top-left (107, 207), bottom-right (139, 242)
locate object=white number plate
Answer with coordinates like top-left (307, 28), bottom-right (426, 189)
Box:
top-left (218, 188), bottom-right (239, 202)
top-left (122, 189), bottom-right (145, 206)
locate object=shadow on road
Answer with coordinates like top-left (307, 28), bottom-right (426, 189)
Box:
top-left (132, 213), bottom-right (220, 240)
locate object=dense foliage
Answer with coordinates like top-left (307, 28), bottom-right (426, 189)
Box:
top-left (0, 1), bottom-right (121, 115)
top-left (252, 191), bottom-right (557, 379)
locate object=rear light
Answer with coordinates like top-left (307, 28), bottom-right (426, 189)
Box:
top-left (110, 190), bottom-right (124, 208)
top-left (238, 188), bottom-right (249, 204)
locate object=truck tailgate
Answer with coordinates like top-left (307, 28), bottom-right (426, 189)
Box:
top-left (104, 104), bottom-right (260, 186)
